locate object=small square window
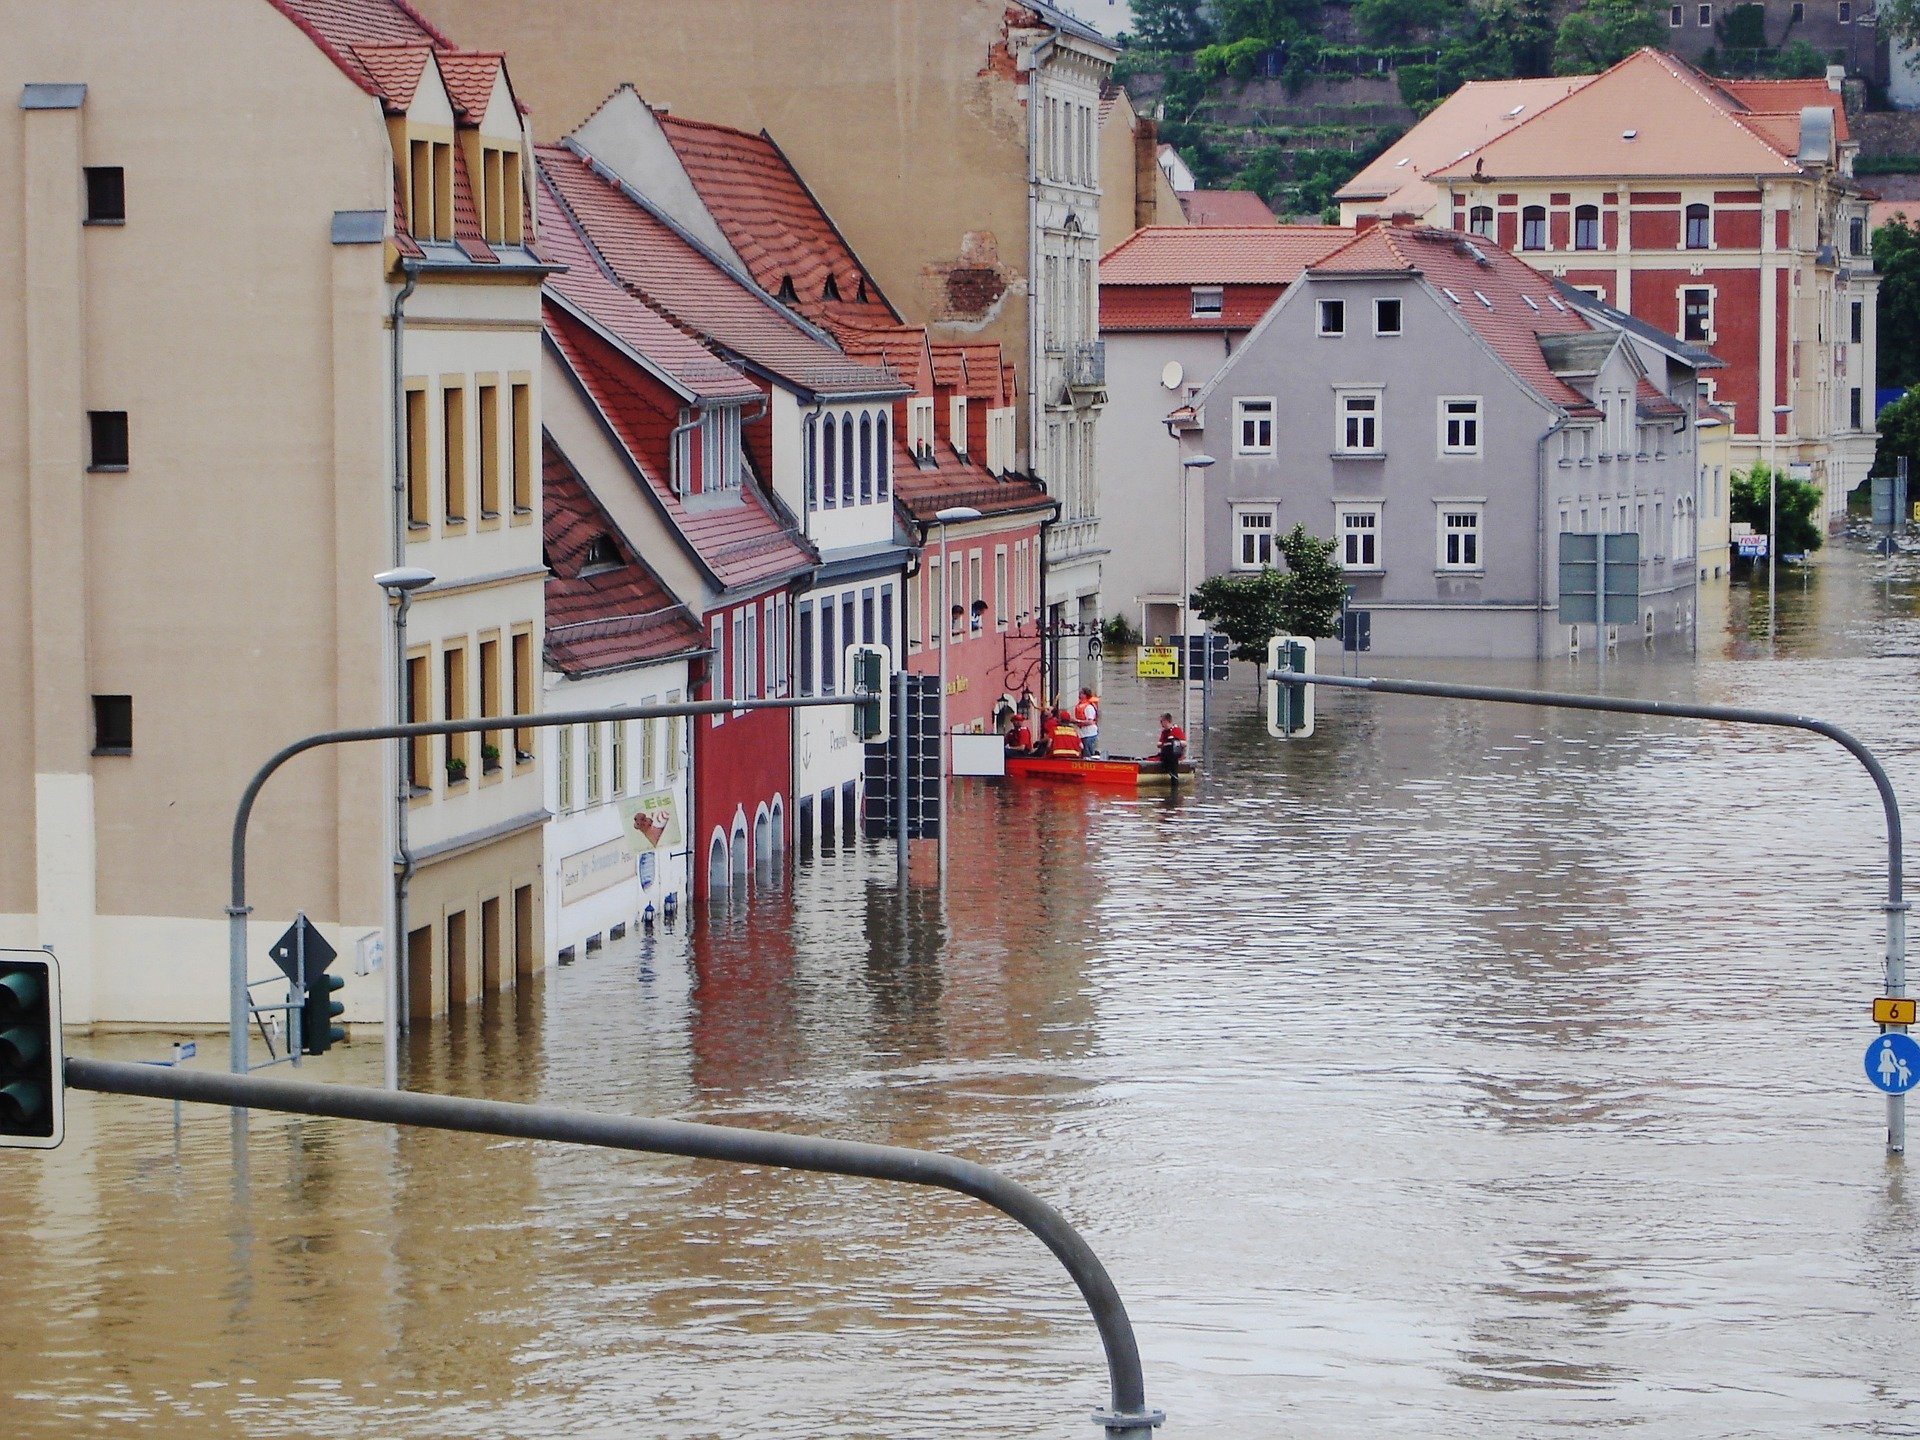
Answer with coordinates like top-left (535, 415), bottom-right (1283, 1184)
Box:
top-left (1698, 3), bottom-right (1711, 22)
top-left (1318, 298), bottom-right (1346, 336)
top-left (1839, 1), bottom-right (1851, 21)
top-left (1669, 3), bottom-right (1683, 23)
top-left (84, 166), bottom-right (125, 224)
top-left (88, 410), bottom-right (129, 470)
top-left (1191, 286), bottom-right (1223, 318)
top-left (92, 695), bottom-right (132, 754)
top-left (1791, 0), bottom-right (1804, 17)
top-left (1374, 297), bottom-right (1402, 336)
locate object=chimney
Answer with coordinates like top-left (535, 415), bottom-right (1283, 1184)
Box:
top-left (1827, 64), bottom-right (1845, 93)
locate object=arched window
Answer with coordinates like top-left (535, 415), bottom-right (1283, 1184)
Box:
top-left (1573, 204), bottom-right (1599, 251)
top-left (731, 821), bottom-right (749, 888)
top-left (822, 418), bottom-right (838, 509)
top-left (1521, 205), bottom-right (1547, 251)
top-left (707, 833), bottom-right (728, 897)
top-left (858, 414), bottom-right (873, 504)
top-left (1685, 203), bottom-right (1710, 250)
top-left (841, 415), bottom-right (856, 504)
top-left (876, 412), bottom-right (891, 499)
top-left (1469, 205), bottom-right (1494, 238)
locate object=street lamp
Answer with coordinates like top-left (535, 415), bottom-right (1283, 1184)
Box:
top-left (1768, 402), bottom-right (1792, 645)
top-left (374, 565), bottom-right (433, 1091)
top-left (932, 506), bottom-right (980, 877)
top-left (1179, 455), bottom-right (1216, 749)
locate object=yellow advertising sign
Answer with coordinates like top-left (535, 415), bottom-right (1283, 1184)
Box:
top-left (1873, 997), bottom-right (1917, 1025)
top-left (617, 791), bottom-right (683, 856)
top-left (1136, 645), bottom-right (1180, 679)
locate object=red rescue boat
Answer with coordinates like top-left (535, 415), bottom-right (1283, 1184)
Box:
top-left (1004, 753), bottom-right (1194, 788)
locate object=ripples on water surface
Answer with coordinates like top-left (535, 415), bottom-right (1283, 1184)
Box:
top-left (4, 544), bottom-right (1919, 1437)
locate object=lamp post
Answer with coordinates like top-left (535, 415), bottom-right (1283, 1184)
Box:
top-left (1179, 455), bottom-right (1216, 750)
top-left (374, 565), bottom-right (434, 1091)
top-left (1768, 402), bottom-right (1792, 645)
top-left (932, 507), bottom-right (980, 877)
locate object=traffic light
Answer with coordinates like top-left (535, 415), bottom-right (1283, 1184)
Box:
top-left (0, 953), bottom-right (64, 1149)
top-left (301, 967), bottom-right (346, 1057)
top-left (845, 642), bottom-right (892, 744)
top-left (1266, 635), bottom-right (1316, 739)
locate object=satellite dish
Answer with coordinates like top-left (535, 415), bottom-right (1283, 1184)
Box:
top-left (1160, 360), bottom-right (1183, 391)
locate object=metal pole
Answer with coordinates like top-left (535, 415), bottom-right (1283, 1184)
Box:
top-left (1267, 666), bottom-right (1909, 1153)
top-left (229, 696), bottom-right (865, 1079)
top-left (1768, 411), bottom-right (1779, 646)
top-left (66, 1055), bottom-right (1164, 1439)
top-left (937, 521), bottom-right (951, 881)
top-left (1180, 464), bottom-right (1191, 747)
top-left (895, 667), bottom-right (909, 887)
top-left (388, 588), bottom-right (411, 1091)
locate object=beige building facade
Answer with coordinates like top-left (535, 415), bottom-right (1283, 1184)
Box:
top-left (1, 0), bottom-right (547, 1030)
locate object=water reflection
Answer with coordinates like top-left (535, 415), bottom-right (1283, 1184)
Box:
top-left (5, 542), bottom-right (1920, 1437)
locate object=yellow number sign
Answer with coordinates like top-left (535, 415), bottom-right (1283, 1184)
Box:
top-left (1873, 997), bottom-right (1917, 1026)
top-left (1136, 645), bottom-right (1180, 679)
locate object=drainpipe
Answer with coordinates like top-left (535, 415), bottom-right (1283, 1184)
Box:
top-left (389, 260), bottom-right (419, 1080)
top-left (1535, 414), bottom-right (1571, 662)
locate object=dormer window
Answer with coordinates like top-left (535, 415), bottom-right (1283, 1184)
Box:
top-left (950, 396), bottom-right (969, 454)
top-left (581, 533), bottom-right (621, 574)
top-left (408, 136), bottom-right (453, 242)
top-left (477, 142), bottom-right (523, 246)
top-left (777, 275), bottom-right (798, 303)
top-left (823, 274), bottom-right (842, 302)
top-left (909, 398), bottom-right (936, 458)
top-left (1191, 286), bottom-right (1224, 319)
top-left (700, 406), bottom-right (744, 493)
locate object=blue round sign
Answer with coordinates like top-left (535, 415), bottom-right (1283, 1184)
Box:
top-left (1864, 1033), bottom-right (1920, 1095)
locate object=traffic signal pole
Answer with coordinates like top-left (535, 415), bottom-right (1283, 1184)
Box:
top-left (1268, 665), bottom-right (1909, 1154)
top-left (62, 1054), bottom-right (1164, 1440)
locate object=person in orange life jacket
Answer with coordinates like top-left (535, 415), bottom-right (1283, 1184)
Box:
top-left (1156, 712), bottom-right (1187, 775)
top-left (1072, 687), bottom-right (1100, 757)
top-left (1048, 708), bottom-right (1083, 758)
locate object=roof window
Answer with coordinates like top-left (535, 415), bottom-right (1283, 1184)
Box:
top-left (1506, 104), bottom-right (1525, 118)
top-left (581, 533), bottom-right (621, 573)
top-left (1548, 295), bottom-right (1568, 312)
top-left (1440, 287), bottom-right (1463, 305)
top-left (1622, 129), bottom-right (1639, 140)
top-left (822, 274), bottom-right (841, 302)
top-left (776, 275), bottom-right (798, 302)
top-left (1472, 290), bottom-right (1493, 308)
top-left (1522, 294), bottom-right (1540, 311)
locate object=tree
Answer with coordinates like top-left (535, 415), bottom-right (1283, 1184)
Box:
top-left (1354, 0), bottom-right (1465, 43)
top-left (1879, 0), bottom-right (1920, 51)
top-left (1552, 0), bottom-right (1666, 74)
top-left (1731, 462), bottom-right (1825, 557)
top-left (1875, 218), bottom-right (1920, 389)
top-left (1188, 525), bottom-right (1346, 664)
top-left (1873, 388), bottom-right (1920, 478)
top-left (1127, 0), bottom-right (1213, 49)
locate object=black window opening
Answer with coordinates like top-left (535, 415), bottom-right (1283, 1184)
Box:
top-left (88, 410), bottom-right (129, 470)
top-left (1852, 301), bottom-right (1864, 344)
top-left (84, 166), bottom-right (125, 224)
top-left (1318, 298), bottom-right (1345, 335)
top-left (1521, 207), bottom-right (1547, 251)
top-left (92, 694), bottom-right (132, 755)
top-left (1375, 297), bottom-right (1402, 335)
top-left (1851, 387), bottom-right (1863, 429)
top-left (1683, 290), bottom-right (1711, 344)
top-left (1574, 205), bottom-right (1599, 251)
top-left (1850, 216), bottom-right (1866, 254)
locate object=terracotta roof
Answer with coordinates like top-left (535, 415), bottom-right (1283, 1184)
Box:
top-left (544, 438), bottom-right (705, 676)
top-left (266, 0), bottom-right (450, 102)
top-left (839, 324), bottom-right (935, 396)
top-left (1337, 75), bottom-right (1592, 211)
top-left (540, 178), bottom-right (762, 402)
top-left (892, 439), bottom-right (1053, 525)
top-left (1101, 283), bottom-right (1289, 332)
top-left (546, 305), bottom-right (815, 593)
top-left (1430, 49), bottom-right (1813, 182)
top-left (435, 51), bottom-right (505, 122)
top-left (537, 143), bottom-right (899, 400)
top-left (1871, 199), bottom-right (1920, 231)
top-left (1308, 225), bottom-right (1601, 414)
top-left (1717, 78), bottom-right (1851, 142)
top-left (1101, 224), bottom-right (1351, 285)
top-left (950, 343), bottom-right (1012, 407)
top-left (1178, 190), bottom-right (1279, 226)
top-left (348, 44), bottom-right (431, 108)
top-left (651, 112), bottom-right (898, 331)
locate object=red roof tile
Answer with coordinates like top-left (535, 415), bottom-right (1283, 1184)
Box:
top-left (838, 324), bottom-right (935, 396)
top-left (348, 44), bottom-right (431, 108)
top-left (1309, 225), bottom-right (1599, 413)
top-left (537, 143), bottom-right (898, 399)
top-left (546, 306), bottom-right (815, 593)
top-left (1717, 77), bottom-right (1850, 142)
top-left (950, 344), bottom-right (1012, 407)
top-left (267, 0), bottom-right (450, 101)
top-left (1178, 189), bottom-right (1279, 226)
top-left (1101, 283), bottom-right (1288, 332)
top-left (435, 51), bottom-right (505, 121)
top-left (544, 439), bottom-right (705, 675)
top-left (1101, 224), bottom-right (1352, 285)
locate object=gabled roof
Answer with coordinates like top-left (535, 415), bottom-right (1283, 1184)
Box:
top-left (268, 0), bottom-right (450, 102)
top-left (545, 305), bottom-right (815, 595)
top-left (537, 143), bottom-right (901, 401)
top-left (650, 111), bottom-right (899, 332)
top-left (1101, 224), bottom-right (1351, 285)
top-left (1717, 78), bottom-right (1851, 142)
top-left (347, 44), bottom-right (431, 109)
top-left (1430, 49), bottom-right (1821, 182)
top-left (1552, 280), bottom-right (1725, 370)
top-left (1178, 190), bottom-right (1278, 226)
top-left (435, 51), bottom-right (507, 121)
top-left (1306, 225), bottom-right (1604, 415)
top-left (544, 439), bottom-right (705, 677)
top-left (839, 324), bottom-right (935, 397)
top-left (1337, 75), bottom-right (1591, 210)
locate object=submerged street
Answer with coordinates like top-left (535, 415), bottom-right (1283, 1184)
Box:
top-left (5, 542), bottom-right (1919, 1438)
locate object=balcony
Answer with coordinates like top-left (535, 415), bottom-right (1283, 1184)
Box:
top-left (1066, 341), bottom-right (1106, 397)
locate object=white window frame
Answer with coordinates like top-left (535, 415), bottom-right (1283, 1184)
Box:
top-left (1336, 502), bottom-right (1383, 572)
top-left (1232, 504), bottom-right (1278, 571)
top-left (1680, 285), bottom-right (1714, 345)
top-left (1439, 396), bottom-right (1482, 457)
top-left (1317, 298), bottom-right (1346, 337)
top-left (1234, 397), bottom-right (1276, 456)
top-left (1191, 286), bottom-right (1223, 319)
top-left (908, 398), bottom-right (935, 457)
top-left (950, 395), bottom-right (968, 455)
top-left (1334, 387), bottom-right (1383, 456)
top-left (1373, 297), bottom-right (1402, 337)
top-left (1436, 502), bottom-right (1485, 572)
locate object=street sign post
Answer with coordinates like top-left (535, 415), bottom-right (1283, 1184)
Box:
top-left (1865, 1033), bottom-right (1920, 1095)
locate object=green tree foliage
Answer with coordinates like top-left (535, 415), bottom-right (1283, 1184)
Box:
top-left (1212, 0), bottom-right (1320, 44)
top-left (1127, 0), bottom-right (1213, 48)
top-left (1189, 526), bottom-right (1346, 662)
top-left (1731, 463), bottom-right (1825, 556)
top-left (1193, 35), bottom-right (1275, 80)
top-left (1355, 0), bottom-right (1465, 43)
top-left (1714, 2), bottom-right (1769, 49)
top-left (1878, 0), bottom-right (1920, 50)
top-left (1873, 388), bottom-right (1920, 477)
top-left (1875, 219), bottom-right (1920, 389)
top-left (1553, 0), bottom-right (1666, 74)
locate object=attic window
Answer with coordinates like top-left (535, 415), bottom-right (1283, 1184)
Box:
top-left (1395, 157), bottom-right (1411, 168)
top-left (1440, 287), bottom-right (1463, 305)
top-left (776, 275), bottom-right (797, 303)
top-left (1472, 290), bottom-right (1493, 308)
top-left (1522, 294), bottom-right (1540, 311)
top-left (856, 276), bottom-right (869, 302)
top-left (822, 274), bottom-right (842, 302)
top-left (1622, 129), bottom-right (1638, 140)
top-left (581, 534), bottom-right (621, 573)
top-left (1191, 286), bottom-right (1224, 318)
top-left (1506, 104), bottom-right (1525, 118)
top-left (1548, 295), bottom-right (1567, 312)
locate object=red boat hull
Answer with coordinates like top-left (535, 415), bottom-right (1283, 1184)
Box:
top-left (1004, 755), bottom-right (1192, 788)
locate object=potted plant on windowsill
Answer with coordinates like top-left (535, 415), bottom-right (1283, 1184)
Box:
top-left (481, 742), bottom-right (501, 775)
top-left (446, 756), bottom-right (468, 785)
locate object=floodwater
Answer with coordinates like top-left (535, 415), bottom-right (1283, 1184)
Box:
top-left (5, 539), bottom-right (1920, 1438)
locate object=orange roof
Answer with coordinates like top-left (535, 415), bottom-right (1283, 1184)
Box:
top-left (435, 51), bottom-right (506, 121)
top-left (1178, 189), bottom-right (1277, 226)
top-left (1337, 75), bottom-right (1592, 212)
top-left (1309, 225), bottom-right (1601, 414)
top-left (1431, 49), bottom-right (1821, 182)
top-left (267, 0), bottom-right (450, 105)
top-left (1718, 77), bottom-right (1850, 141)
top-left (348, 44), bottom-right (431, 108)
top-left (1101, 224), bottom-right (1351, 285)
